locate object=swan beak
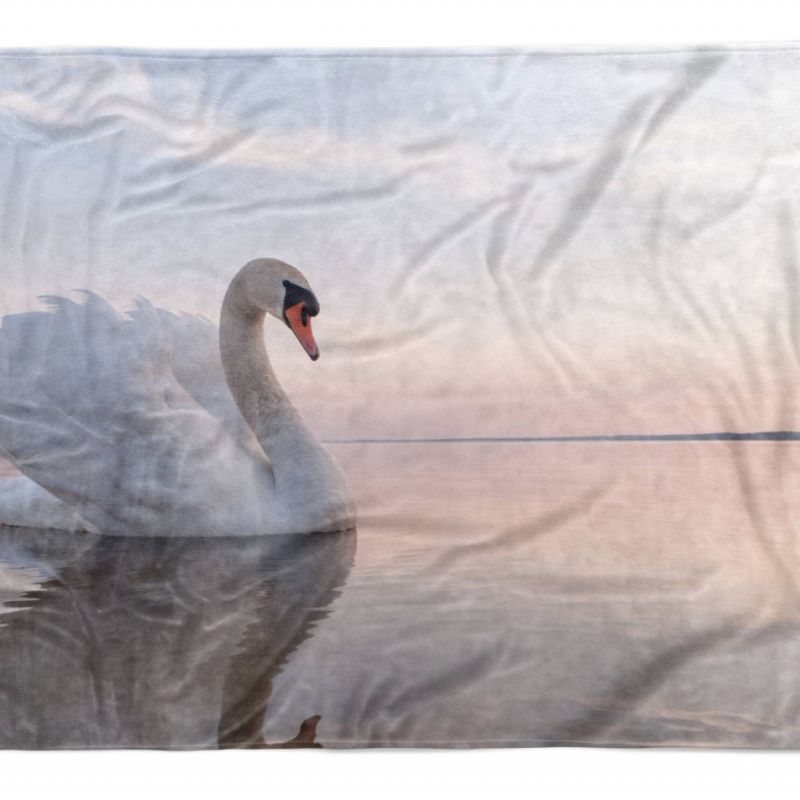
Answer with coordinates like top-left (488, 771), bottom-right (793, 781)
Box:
top-left (284, 302), bottom-right (319, 360)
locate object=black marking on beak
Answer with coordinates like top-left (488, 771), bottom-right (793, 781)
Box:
top-left (282, 279), bottom-right (320, 326)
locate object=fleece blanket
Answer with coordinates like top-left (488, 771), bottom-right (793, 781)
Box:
top-left (1, 46), bottom-right (800, 749)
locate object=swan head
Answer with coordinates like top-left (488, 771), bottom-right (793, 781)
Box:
top-left (235, 258), bottom-right (321, 360)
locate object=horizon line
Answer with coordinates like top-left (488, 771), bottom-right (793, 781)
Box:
top-left (323, 431), bottom-right (800, 444)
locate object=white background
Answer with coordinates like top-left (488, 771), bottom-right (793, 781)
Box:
top-left (2, 1), bottom-right (800, 798)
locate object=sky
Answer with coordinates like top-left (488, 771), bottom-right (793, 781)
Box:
top-left (1, 48), bottom-right (800, 439)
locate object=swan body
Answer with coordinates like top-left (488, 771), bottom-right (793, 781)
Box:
top-left (0, 259), bottom-right (356, 537)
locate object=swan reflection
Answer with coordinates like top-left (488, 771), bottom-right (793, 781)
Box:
top-left (0, 526), bottom-right (355, 749)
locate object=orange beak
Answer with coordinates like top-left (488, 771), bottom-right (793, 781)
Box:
top-left (284, 302), bottom-right (319, 360)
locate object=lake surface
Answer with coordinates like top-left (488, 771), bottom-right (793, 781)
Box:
top-left (2, 441), bottom-right (800, 748)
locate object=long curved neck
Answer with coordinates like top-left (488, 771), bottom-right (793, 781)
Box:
top-left (219, 277), bottom-right (346, 518)
top-left (220, 281), bottom-right (297, 452)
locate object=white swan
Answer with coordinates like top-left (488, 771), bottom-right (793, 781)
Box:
top-left (0, 258), bottom-right (356, 537)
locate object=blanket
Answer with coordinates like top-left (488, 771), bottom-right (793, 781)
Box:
top-left (1, 46), bottom-right (799, 748)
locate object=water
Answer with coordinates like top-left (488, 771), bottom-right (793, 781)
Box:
top-left (2, 441), bottom-right (800, 748)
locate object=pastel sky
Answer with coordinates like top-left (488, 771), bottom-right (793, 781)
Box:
top-left (1, 49), bottom-right (799, 438)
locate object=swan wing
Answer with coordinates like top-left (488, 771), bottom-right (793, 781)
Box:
top-left (0, 294), bottom-right (270, 536)
top-left (129, 306), bottom-right (264, 459)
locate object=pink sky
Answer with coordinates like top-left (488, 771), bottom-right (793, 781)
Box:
top-left (2, 50), bottom-right (799, 439)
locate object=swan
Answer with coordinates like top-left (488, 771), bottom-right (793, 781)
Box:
top-left (0, 258), bottom-right (356, 537)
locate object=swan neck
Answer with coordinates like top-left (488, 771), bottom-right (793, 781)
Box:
top-left (219, 288), bottom-right (296, 448)
top-left (219, 272), bottom-right (355, 533)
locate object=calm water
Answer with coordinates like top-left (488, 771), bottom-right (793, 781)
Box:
top-left (2, 442), bottom-right (800, 748)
